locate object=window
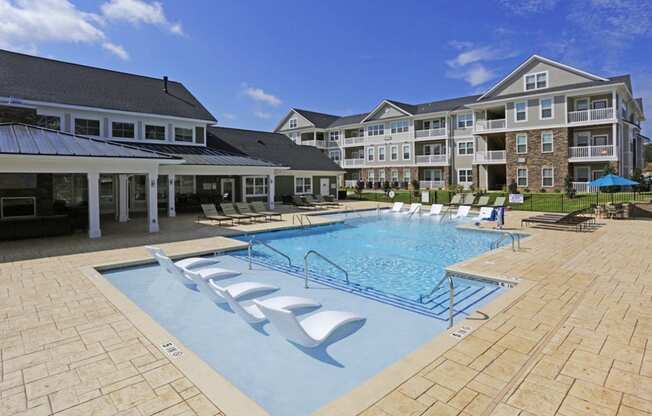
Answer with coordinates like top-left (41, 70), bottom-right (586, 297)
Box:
top-left (424, 169), bottom-right (442, 181)
top-left (575, 166), bottom-right (590, 182)
top-left (592, 99), bottom-right (608, 109)
top-left (402, 144), bottom-right (411, 160)
top-left (111, 122), bottom-right (135, 139)
top-left (294, 176), bottom-right (312, 194)
top-left (328, 150), bottom-right (340, 162)
top-left (457, 112), bottom-right (473, 128)
top-left (378, 147), bottom-right (385, 161)
top-left (515, 101), bottom-right (527, 122)
top-left (458, 169), bottom-right (472, 184)
top-left (367, 147), bottom-right (374, 161)
top-left (403, 168), bottom-right (411, 182)
top-left (378, 169), bottom-right (385, 182)
top-left (367, 124), bottom-right (384, 136)
top-left (592, 134), bottom-right (608, 146)
top-left (74, 118), bottom-right (100, 136)
top-left (524, 71), bottom-right (547, 91)
top-left (175, 176), bottom-right (195, 194)
top-left (245, 176), bottom-right (268, 196)
top-left (174, 127), bottom-right (193, 142)
top-left (575, 132), bottom-right (590, 146)
top-left (516, 134), bottom-right (528, 154)
top-left (329, 131), bottom-right (340, 142)
top-left (517, 168), bottom-right (528, 187)
top-left (540, 98), bottom-right (553, 119)
top-left (425, 143), bottom-right (443, 155)
top-left (541, 131), bottom-right (554, 153)
top-left (391, 169), bottom-right (399, 183)
top-left (145, 125), bottom-right (166, 140)
top-left (0, 197), bottom-right (36, 219)
top-left (195, 126), bottom-right (205, 144)
top-left (575, 98), bottom-right (589, 111)
top-left (390, 145), bottom-right (398, 160)
top-left (367, 170), bottom-right (374, 182)
top-left (289, 118), bottom-right (297, 129)
top-left (390, 119), bottom-right (409, 134)
top-left (542, 167), bottom-right (554, 187)
top-left (34, 115), bottom-right (60, 130)
top-left (457, 141), bottom-right (474, 155)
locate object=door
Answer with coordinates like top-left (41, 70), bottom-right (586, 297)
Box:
top-left (221, 178), bottom-right (235, 203)
top-left (320, 178), bottom-right (330, 196)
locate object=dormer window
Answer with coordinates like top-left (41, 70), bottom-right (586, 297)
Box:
top-left (289, 118), bottom-right (297, 129)
top-left (524, 71), bottom-right (548, 91)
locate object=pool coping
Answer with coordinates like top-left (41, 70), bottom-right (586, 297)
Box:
top-left (83, 213), bottom-right (540, 416)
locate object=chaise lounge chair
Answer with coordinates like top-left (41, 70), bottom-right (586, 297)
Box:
top-left (254, 300), bottom-right (365, 348)
top-left (154, 253), bottom-right (240, 289)
top-left (388, 202), bottom-right (404, 213)
top-left (461, 193), bottom-right (476, 205)
top-left (220, 203), bottom-right (254, 223)
top-left (473, 196), bottom-right (490, 207)
top-left (187, 270), bottom-right (278, 305)
top-left (235, 203), bottom-right (267, 222)
top-left (423, 204), bottom-right (443, 216)
top-left (199, 203), bottom-right (235, 226)
top-left (250, 201), bottom-right (283, 221)
top-left (304, 195), bottom-right (332, 208)
top-left (446, 194), bottom-right (462, 206)
top-left (400, 203), bottom-right (421, 216)
top-left (317, 195), bottom-right (340, 207)
top-left (145, 246), bottom-right (219, 270)
top-left (214, 286), bottom-right (321, 324)
top-left (521, 209), bottom-right (593, 231)
top-left (492, 196), bottom-right (506, 207)
top-left (292, 195), bottom-right (316, 210)
top-left (453, 205), bottom-right (471, 219)
top-left (472, 207), bottom-right (495, 222)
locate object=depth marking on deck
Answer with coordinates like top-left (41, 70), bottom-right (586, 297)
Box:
top-left (451, 325), bottom-right (473, 339)
top-left (161, 341), bottom-right (183, 358)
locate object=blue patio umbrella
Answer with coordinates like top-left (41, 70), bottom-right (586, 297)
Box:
top-left (589, 173), bottom-right (638, 188)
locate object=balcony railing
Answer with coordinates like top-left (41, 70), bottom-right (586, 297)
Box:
top-left (419, 180), bottom-right (446, 189)
top-left (475, 119), bottom-right (506, 132)
top-left (474, 150), bottom-right (506, 164)
top-left (572, 182), bottom-right (598, 193)
top-left (344, 180), bottom-right (359, 188)
top-left (415, 154), bottom-right (448, 165)
top-left (343, 137), bottom-right (365, 146)
top-left (568, 145), bottom-right (616, 160)
top-left (567, 108), bottom-right (614, 123)
top-left (342, 158), bottom-right (365, 168)
top-left (414, 128), bottom-right (446, 139)
top-left (300, 139), bottom-right (327, 148)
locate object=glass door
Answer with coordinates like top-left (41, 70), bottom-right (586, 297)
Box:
top-left (221, 178), bottom-right (235, 203)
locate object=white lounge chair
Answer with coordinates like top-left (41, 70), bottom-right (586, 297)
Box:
top-left (254, 301), bottom-right (364, 348)
top-left (473, 207), bottom-right (495, 222)
top-left (423, 204), bottom-right (443, 217)
top-left (154, 253), bottom-right (240, 289)
top-left (188, 271), bottom-right (277, 305)
top-left (388, 202), bottom-right (404, 213)
top-left (145, 246), bottom-right (218, 270)
top-left (400, 203), bottom-right (421, 216)
top-left (213, 285), bottom-right (321, 324)
top-left (453, 205), bottom-right (471, 219)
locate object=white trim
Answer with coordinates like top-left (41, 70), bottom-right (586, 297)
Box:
top-left (288, 118), bottom-right (298, 129)
top-left (360, 100), bottom-right (413, 123)
top-left (143, 122), bottom-right (167, 141)
top-left (591, 98), bottom-right (608, 109)
top-left (456, 168), bottom-right (473, 184)
top-left (402, 143), bottom-right (411, 160)
top-left (539, 97), bottom-right (554, 120)
top-left (516, 133), bottom-right (528, 154)
top-left (72, 116), bottom-right (102, 138)
top-left (273, 109), bottom-right (316, 132)
top-left (366, 147), bottom-right (374, 161)
top-left (456, 140), bottom-right (474, 156)
top-left (514, 101), bottom-right (528, 123)
top-left (516, 167), bottom-right (528, 187)
top-left (173, 125), bottom-right (195, 143)
top-left (294, 176), bottom-right (313, 195)
top-left (541, 131), bottom-right (554, 153)
top-left (377, 146), bottom-right (386, 161)
top-left (109, 119), bottom-right (136, 140)
top-left (524, 71), bottom-right (549, 92)
top-left (541, 166), bottom-right (554, 188)
top-left (244, 176), bottom-right (269, 197)
top-left (390, 144), bottom-right (399, 161)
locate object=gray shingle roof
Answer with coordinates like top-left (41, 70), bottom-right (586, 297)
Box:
top-left (0, 123), bottom-right (176, 159)
top-left (292, 109), bottom-right (340, 128)
top-left (131, 143), bottom-right (277, 167)
top-left (207, 126), bottom-right (343, 172)
top-left (0, 49), bottom-right (216, 121)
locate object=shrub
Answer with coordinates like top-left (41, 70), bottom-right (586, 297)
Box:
top-left (539, 188), bottom-right (546, 193)
top-left (508, 180), bottom-right (518, 194)
top-left (564, 175), bottom-right (575, 198)
top-left (523, 188), bottom-right (531, 193)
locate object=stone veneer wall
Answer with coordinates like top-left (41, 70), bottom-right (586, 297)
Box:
top-left (505, 128), bottom-right (569, 191)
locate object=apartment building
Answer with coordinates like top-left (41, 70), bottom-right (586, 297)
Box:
top-left (275, 55), bottom-right (646, 193)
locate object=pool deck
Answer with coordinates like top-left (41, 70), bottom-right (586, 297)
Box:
top-left (1, 202), bottom-right (652, 416)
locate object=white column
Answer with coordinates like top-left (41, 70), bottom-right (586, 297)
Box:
top-left (87, 172), bottom-right (101, 239)
top-left (267, 174), bottom-right (275, 209)
top-left (241, 177), bottom-right (247, 203)
top-left (147, 171), bottom-right (159, 233)
top-left (118, 174), bottom-right (129, 223)
top-left (167, 174), bottom-right (176, 217)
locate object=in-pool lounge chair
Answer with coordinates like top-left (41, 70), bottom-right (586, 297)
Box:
top-left (214, 286), bottom-right (321, 324)
top-left (453, 205), bottom-right (471, 219)
top-left (220, 203), bottom-right (254, 223)
top-left (473, 207), bottom-right (495, 222)
top-left (188, 271), bottom-right (278, 305)
top-left (154, 253), bottom-right (240, 289)
top-left (446, 194), bottom-right (462, 206)
top-left (145, 246), bottom-right (219, 270)
top-left (200, 204), bottom-right (235, 226)
top-left (235, 203), bottom-right (267, 222)
top-left (250, 201), bottom-right (283, 221)
top-left (474, 196), bottom-right (490, 207)
top-left (461, 193), bottom-right (476, 205)
top-left (423, 204), bottom-right (443, 216)
top-left (400, 203), bottom-right (421, 216)
top-left (492, 196), bottom-right (506, 207)
top-left (254, 300), bottom-right (365, 348)
top-left (388, 202), bottom-right (404, 213)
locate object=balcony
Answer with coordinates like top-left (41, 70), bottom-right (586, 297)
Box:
top-left (419, 180), bottom-right (446, 189)
top-left (342, 158), bottom-right (365, 168)
top-left (568, 145), bottom-right (617, 161)
top-left (474, 119), bottom-right (506, 133)
top-left (414, 128), bottom-right (446, 140)
top-left (300, 139), bottom-right (327, 148)
top-left (572, 182), bottom-right (598, 193)
top-left (474, 150), bottom-right (506, 164)
top-left (415, 154), bottom-right (448, 166)
top-left (342, 137), bottom-right (365, 147)
top-left (344, 179), bottom-right (359, 188)
top-left (567, 108), bottom-right (614, 124)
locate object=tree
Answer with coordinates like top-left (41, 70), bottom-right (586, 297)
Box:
top-left (564, 175), bottom-right (575, 199)
top-left (602, 163), bottom-right (617, 176)
top-left (508, 180), bottom-right (518, 194)
top-left (645, 143), bottom-right (652, 162)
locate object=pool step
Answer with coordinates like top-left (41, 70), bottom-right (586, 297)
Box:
top-left (233, 251), bottom-right (502, 321)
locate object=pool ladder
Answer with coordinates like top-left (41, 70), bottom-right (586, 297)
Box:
top-left (292, 214), bottom-right (312, 227)
top-left (419, 272), bottom-right (455, 329)
top-left (439, 206), bottom-right (454, 224)
top-left (490, 232), bottom-right (521, 252)
top-left (304, 250), bottom-right (349, 289)
top-left (247, 237), bottom-right (293, 270)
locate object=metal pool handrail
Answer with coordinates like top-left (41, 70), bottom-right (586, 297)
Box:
top-left (303, 250), bottom-right (349, 288)
top-left (248, 238), bottom-right (293, 270)
top-left (490, 232), bottom-right (521, 252)
top-left (419, 273), bottom-right (455, 328)
top-left (439, 206), bottom-right (454, 224)
top-left (292, 214), bottom-right (312, 227)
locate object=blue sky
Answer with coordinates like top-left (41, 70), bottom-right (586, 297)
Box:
top-left (1, 0), bottom-right (651, 133)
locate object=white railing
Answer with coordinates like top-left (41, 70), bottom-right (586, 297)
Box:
top-left (568, 145), bottom-right (615, 160)
top-left (343, 137), bottom-right (365, 146)
top-left (342, 158), bottom-right (365, 168)
top-left (474, 150), bottom-right (506, 163)
top-left (415, 154), bottom-right (448, 165)
top-left (572, 182), bottom-right (598, 193)
top-left (567, 108), bottom-right (614, 123)
top-left (475, 119), bottom-right (506, 132)
top-left (344, 180), bottom-right (359, 188)
top-left (419, 180), bottom-right (445, 189)
top-left (415, 128), bottom-right (446, 139)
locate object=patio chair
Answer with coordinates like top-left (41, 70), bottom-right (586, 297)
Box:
top-left (474, 196), bottom-right (490, 207)
top-left (304, 195), bottom-right (332, 208)
top-left (521, 209), bottom-right (593, 231)
top-left (423, 204), bottom-right (443, 216)
top-left (199, 203), bottom-right (235, 226)
top-left (220, 203), bottom-right (254, 223)
top-left (292, 195), bottom-right (316, 209)
top-left (472, 207), bottom-right (495, 222)
top-left (388, 202), bottom-right (404, 213)
top-left (187, 271), bottom-right (278, 305)
top-left (250, 201), bottom-right (283, 221)
top-left (235, 203), bottom-right (267, 222)
top-left (154, 253), bottom-right (240, 290)
top-left (254, 300), bottom-right (365, 348)
top-left (317, 195), bottom-right (340, 207)
top-left (492, 196), bottom-right (506, 207)
top-left (145, 246), bottom-right (219, 270)
top-left (453, 205), bottom-right (471, 219)
top-left (446, 194), bottom-right (462, 206)
top-left (605, 203), bottom-right (624, 219)
top-left (462, 194), bottom-right (476, 205)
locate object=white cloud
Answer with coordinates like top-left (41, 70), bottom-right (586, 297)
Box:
top-left (102, 41), bottom-right (129, 60)
top-left (254, 111), bottom-right (272, 119)
top-left (221, 113), bottom-right (236, 121)
top-left (447, 64), bottom-right (495, 87)
top-left (100, 0), bottom-right (183, 35)
top-left (243, 85), bottom-right (282, 107)
top-left (447, 46), bottom-right (505, 68)
top-left (445, 43), bottom-right (516, 87)
top-left (498, 0), bottom-right (560, 15)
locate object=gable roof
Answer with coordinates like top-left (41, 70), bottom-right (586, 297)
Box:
top-left (0, 123), bottom-right (177, 159)
top-left (207, 126), bottom-right (343, 172)
top-left (0, 49), bottom-right (216, 122)
top-left (360, 99), bottom-right (414, 123)
top-left (292, 109), bottom-right (340, 128)
top-left (129, 143), bottom-right (276, 167)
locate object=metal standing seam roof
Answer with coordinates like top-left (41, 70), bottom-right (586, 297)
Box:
top-left (0, 123), bottom-right (178, 159)
top-left (130, 143), bottom-right (279, 167)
